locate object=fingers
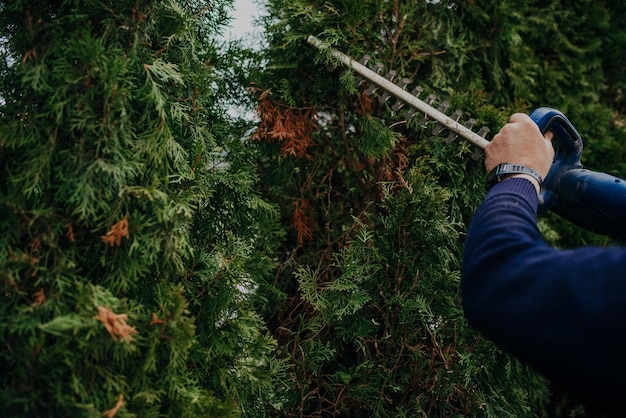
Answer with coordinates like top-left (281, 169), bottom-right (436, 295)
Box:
top-left (508, 113), bottom-right (530, 123)
top-left (510, 113), bottom-right (554, 141)
top-left (485, 113), bottom-right (556, 180)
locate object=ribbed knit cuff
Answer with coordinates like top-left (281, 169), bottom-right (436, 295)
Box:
top-left (486, 177), bottom-right (539, 211)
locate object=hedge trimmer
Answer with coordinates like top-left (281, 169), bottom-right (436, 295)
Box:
top-left (307, 35), bottom-right (626, 240)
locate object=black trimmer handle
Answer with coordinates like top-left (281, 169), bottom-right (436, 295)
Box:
top-left (530, 107), bottom-right (626, 239)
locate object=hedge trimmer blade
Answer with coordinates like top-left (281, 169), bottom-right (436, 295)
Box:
top-left (307, 36), bottom-right (626, 240)
top-left (307, 35), bottom-right (490, 159)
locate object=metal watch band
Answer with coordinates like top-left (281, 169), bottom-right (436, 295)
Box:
top-left (485, 163), bottom-right (543, 191)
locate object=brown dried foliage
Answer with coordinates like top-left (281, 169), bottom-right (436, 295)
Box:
top-left (367, 137), bottom-right (411, 195)
top-left (251, 89), bottom-right (316, 159)
top-left (356, 90), bottom-right (373, 116)
top-left (32, 289), bottom-right (46, 306)
top-left (8, 250), bottom-right (39, 277)
top-left (101, 214), bottom-right (129, 247)
top-left (22, 48), bottom-right (37, 64)
top-left (66, 222), bottom-right (76, 242)
top-left (150, 312), bottom-right (165, 325)
top-left (94, 306), bottom-right (138, 343)
top-left (292, 199), bottom-right (315, 246)
top-left (102, 393), bottom-right (124, 418)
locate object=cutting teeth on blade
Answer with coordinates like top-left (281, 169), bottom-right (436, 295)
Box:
top-left (397, 77), bottom-right (412, 90)
top-left (364, 62), bottom-right (385, 95)
top-left (471, 148), bottom-right (484, 160)
top-left (402, 86), bottom-right (424, 117)
top-left (391, 79), bottom-right (413, 112)
top-left (431, 101), bottom-right (451, 135)
top-left (358, 54), bottom-right (371, 67)
top-left (378, 70), bottom-right (397, 103)
top-left (476, 126), bottom-right (490, 138)
top-left (444, 110), bottom-right (464, 143)
top-left (306, 37), bottom-right (493, 151)
top-left (352, 55), bottom-right (491, 154)
top-left (470, 126), bottom-right (490, 159)
top-left (463, 118), bottom-right (477, 130)
top-left (416, 94), bottom-right (437, 125)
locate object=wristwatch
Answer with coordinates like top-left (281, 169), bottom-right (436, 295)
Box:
top-left (485, 162), bottom-right (542, 191)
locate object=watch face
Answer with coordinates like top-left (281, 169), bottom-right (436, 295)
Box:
top-left (486, 163), bottom-right (542, 191)
top-left (497, 163), bottom-right (510, 176)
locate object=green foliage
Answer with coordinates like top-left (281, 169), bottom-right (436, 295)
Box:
top-left (0, 0), bottom-right (284, 416)
top-left (4, 0), bottom-right (623, 416)
top-left (253, 0), bottom-right (626, 416)
top-left (280, 168), bottom-right (550, 416)
top-left (356, 116), bottom-right (401, 157)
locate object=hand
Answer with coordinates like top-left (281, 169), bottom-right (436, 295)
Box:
top-left (486, 113), bottom-right (555, 191)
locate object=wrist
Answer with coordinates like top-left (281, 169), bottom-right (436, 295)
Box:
top-left (507, 173), bottom-right (541, 194)
top-left (486, 163), bottom-right (542, 193)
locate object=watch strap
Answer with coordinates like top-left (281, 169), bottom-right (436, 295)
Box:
top-left (486, 163), bottom-right (542, 191)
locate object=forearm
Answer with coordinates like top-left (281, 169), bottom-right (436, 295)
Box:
top-left (461, 178), bottom-right (626, 408)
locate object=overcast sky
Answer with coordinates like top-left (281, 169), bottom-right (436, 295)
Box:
top-left (227, 0), bottom-right (262, 41)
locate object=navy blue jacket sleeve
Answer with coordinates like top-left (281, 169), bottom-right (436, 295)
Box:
top-left (462, 177), bottom-right (626, 412)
